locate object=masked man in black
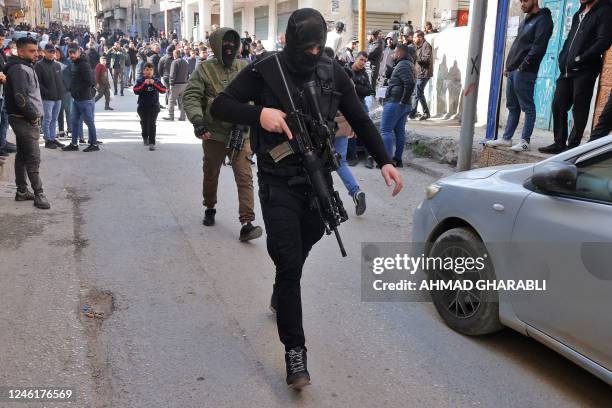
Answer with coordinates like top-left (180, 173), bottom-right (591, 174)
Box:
top-left (210, 8), bottom-right (402, 390)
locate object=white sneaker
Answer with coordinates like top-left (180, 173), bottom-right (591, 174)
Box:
top-left (510, 140), bottom-right (530, 152)
top-left (485, 138), bottom-right (512, 147)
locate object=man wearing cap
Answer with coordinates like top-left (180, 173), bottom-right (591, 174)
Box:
top-left (35, 43), bottom-right (66, 149)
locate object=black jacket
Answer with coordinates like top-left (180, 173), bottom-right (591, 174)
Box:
top-left (86, 48), bottom-right (100, 70)
top-left (351, 65), bottom-right (372, 101)
top-left (385, 50), bottom-right (416, 104)
top-left (169, 58), bottom-right (188, 85)
top-left (3, 57), bottom-right (44, 120)
top-left (367, 38), bottom-right (384, 65)
top-left (148, 52), bottom-right (161, 77)
top-left (133, 76), bottom-right (167, 108)
top-left (506, 8), bottom-right (554, 73)
top-left (71, 55), bottom-right (96, 101)
top-left (35, 58), bottom-right (66, 101)
top-left (558, 0), bottom-right (612, 77)
top-left (158, 53), bottom-right (173, 80)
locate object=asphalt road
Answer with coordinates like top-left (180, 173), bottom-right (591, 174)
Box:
top-left (1, 92), bottom-right (610, 408)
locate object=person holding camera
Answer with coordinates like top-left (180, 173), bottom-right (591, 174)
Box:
top-left (183, 27), bottom-right (262, 241)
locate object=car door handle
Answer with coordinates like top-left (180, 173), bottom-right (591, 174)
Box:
top-left (493, 203), bottom-right (505, 212)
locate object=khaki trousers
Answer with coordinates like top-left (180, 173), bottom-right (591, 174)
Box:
top-left (202, 138), bottom-right (255, 223)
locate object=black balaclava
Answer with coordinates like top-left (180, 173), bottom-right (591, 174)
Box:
top-left (221, 31), bottom-right (239, 66)
top-left (283, 8), bottom-right (327, 76)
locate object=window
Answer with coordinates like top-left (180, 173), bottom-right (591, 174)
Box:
top-left (573, 150), bottom-right (612, 203)
top-left (254, 5), bottom-right (269, 40)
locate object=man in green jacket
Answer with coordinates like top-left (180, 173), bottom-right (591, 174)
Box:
top-left (184, 27), bottom-right (262, 242)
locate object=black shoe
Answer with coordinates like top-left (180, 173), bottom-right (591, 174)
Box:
top-left (53, 139), bottom-right (65, 148)
top-left (120, 93), bottom-right (124, 96)
top-left (79, 139), bottom-right (87, 145)
top-left (83, 144), bottom-right (100, 152)
top-left (239, 222), bottom-right (263, 242)
top-left (114, 91), bottom-right (118, 96)
top-left (58, 131), bottom-right (65, 138)
top-left (95, 140), bottom-right (103, 144)
top-left (34, 193), bottom-right (51, 209)
top-left (365, 156), bottom-right (374, 169)
top-left (149, 144), bottom-right (156, 151)
top-left (162, 117), bottom-right (174, 121)
top-left (353, 190), bottom-right (366, 216)
top-left (408, 113), bottom-right (416, 119)
top-left (203, 208), bottom-right (216, 226)
top-left (2, 141), bottom-right (16, 153)
top-left (15, 189), bottom-right (35, 201)
top-left (105, 106), bottom-right (114, 111)
top-left (285, 347), bottom-right (310, 390)
top-left (44, 141), bottom-right (57, 149)
top-left (62, 143), bottom-right (79, 151)
top-left (347, 157), bottom-right (358, 167)
top-left (143, 139), bottom-right (149, 146)
top-left (392, 158), bottom-right (403, 168)
top-left (538, 143), bottom-right (566, 154)
top-left (270, 290), bottom-right (277, 314)
top-left (419, 113), bottom-right (430, 121)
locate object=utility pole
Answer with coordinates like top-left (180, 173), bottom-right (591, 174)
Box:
top-left (358, 0), bottom-right (366, 52)
top-left (457, 0), bottom-right (488, 171)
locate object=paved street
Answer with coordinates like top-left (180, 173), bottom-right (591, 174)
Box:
top-left (1, 92), bottom-right (611, 408)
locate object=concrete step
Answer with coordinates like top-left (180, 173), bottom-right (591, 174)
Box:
top-left (476, 145), bottom-right (548, 168)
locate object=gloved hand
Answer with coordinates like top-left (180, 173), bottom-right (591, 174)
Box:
top-left (194, 124), bottom-right (211, 140)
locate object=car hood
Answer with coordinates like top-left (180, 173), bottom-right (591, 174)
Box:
top-left (449, 163), bottom-right (533, 180)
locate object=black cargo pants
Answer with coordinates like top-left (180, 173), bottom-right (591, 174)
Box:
top-left (9, 116), bottom-right (43, 194)
top-left (259, 179), bottom-right (325, 351)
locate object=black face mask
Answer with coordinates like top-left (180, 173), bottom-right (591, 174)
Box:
top-left (221, 33), bottom-right (238, 66)
top-left (283, 8), bottom-right (327, 76)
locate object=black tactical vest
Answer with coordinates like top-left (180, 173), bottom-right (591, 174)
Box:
top-left (252, 54), bottom-right (343, 170)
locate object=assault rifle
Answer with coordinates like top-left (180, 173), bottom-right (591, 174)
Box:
top-left (225, 125), bottom-right (245, 165)
top-left (273, 55), bottom-right (349, 257)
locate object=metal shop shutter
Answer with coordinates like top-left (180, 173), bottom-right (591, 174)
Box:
top-left (352, 12), bottom-right (402, 36)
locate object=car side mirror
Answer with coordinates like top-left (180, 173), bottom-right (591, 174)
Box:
top-left (528, 162), bottom-right (577, 194)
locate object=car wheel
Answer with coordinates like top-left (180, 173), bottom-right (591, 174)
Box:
top-left (428, 227), bottom-right (503, 335)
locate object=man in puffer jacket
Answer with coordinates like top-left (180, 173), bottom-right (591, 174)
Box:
top-left (381, 44), bottom-right (416, 167)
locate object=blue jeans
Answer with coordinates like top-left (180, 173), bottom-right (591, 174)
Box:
top-left (71, 99), bottom-right (97, 145)
top-left (381, 102), bottom-right (410, 161)
top-left (502, 70), bottom-right (537, 142)
top-left (42, 100), bottom-right (62, 142)
top-left (0, 99), bottom-right (8, 148)
top-left (410, 78), bottom-right (430, 116)
top-left (334, 136), bottom-right (360, 196)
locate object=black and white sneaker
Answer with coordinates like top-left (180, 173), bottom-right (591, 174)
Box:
top-left (510, 140), bottom-right (530, 152)
top-left (285, 347), bottom-right (310, 390)
top-left (353, 190), bottom-right (366, 216)
top-left (53, 139), bottom-right (65, 148)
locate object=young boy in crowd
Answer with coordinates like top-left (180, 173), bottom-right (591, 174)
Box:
top-left (133, 62), bottom-right (166, 150)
